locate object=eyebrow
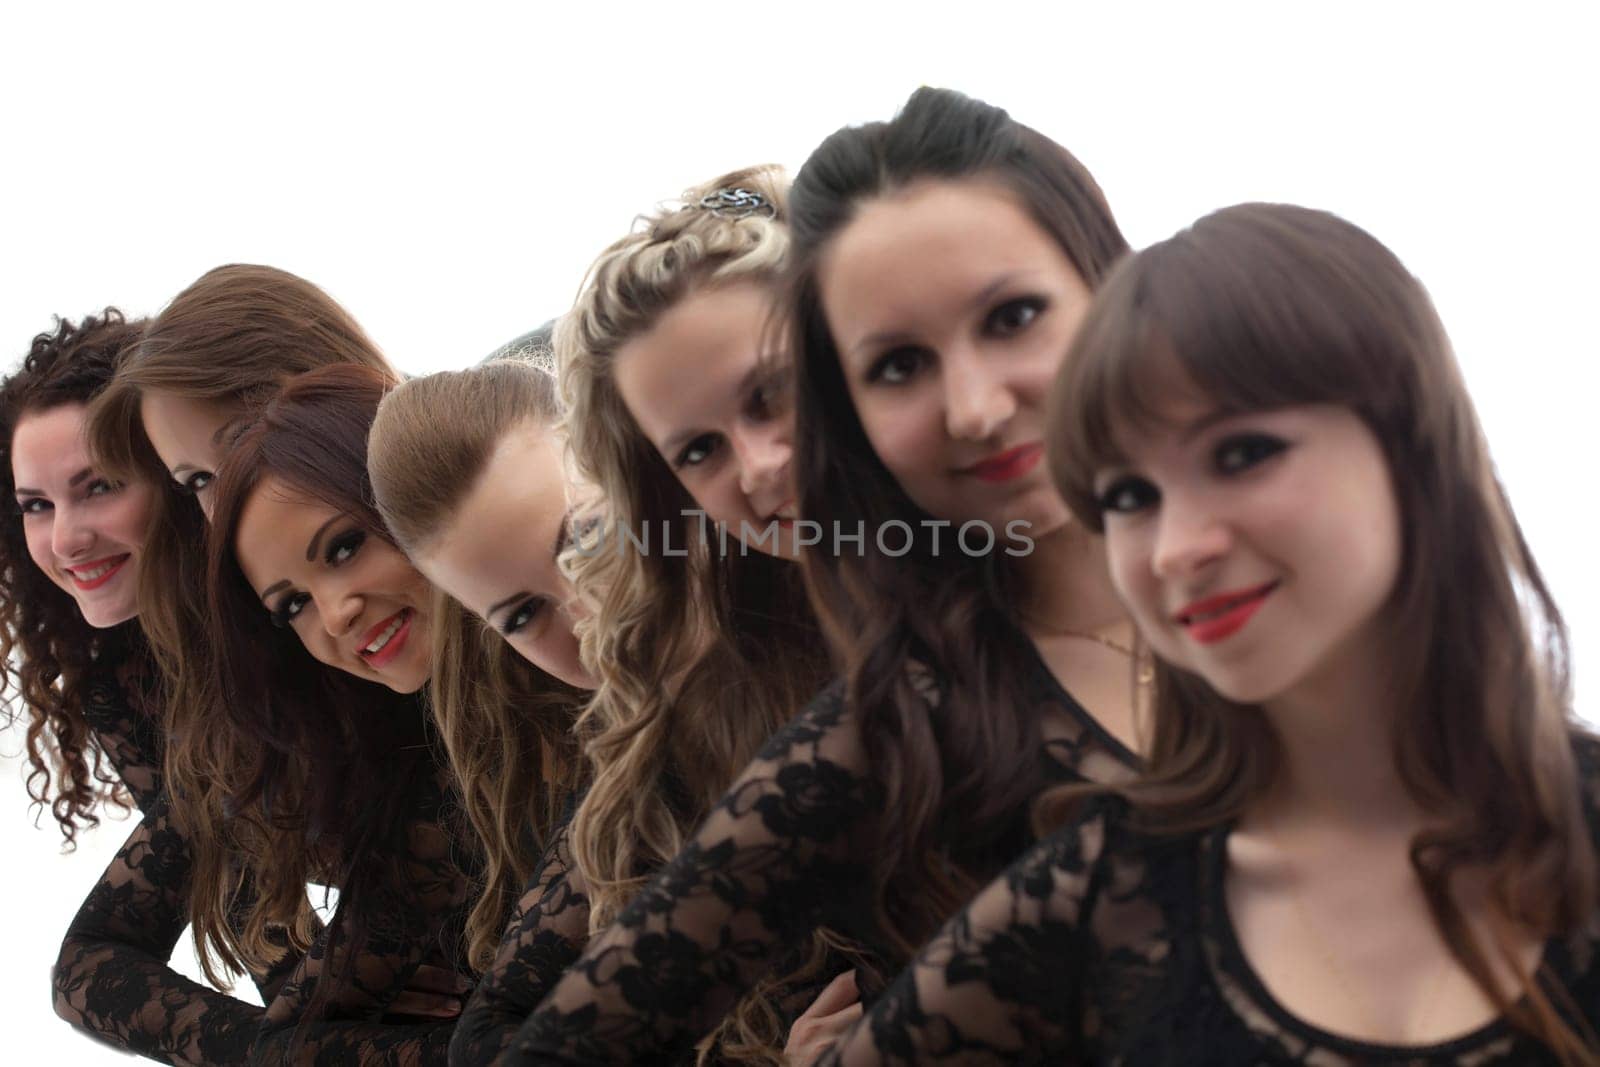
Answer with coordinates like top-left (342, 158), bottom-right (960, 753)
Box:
top-left (846, 272), bottom-right (1031, 361)
top-left (304, 514), bottom-right (344, 563)
top-left (16, 466), bottom-right (98, 497)
top-left (210, 417), bottom-right (244, 446)
top-left (259, 579), bottom-right (291, 603)
top-left (1179, 407), bottom-right (1245, 445)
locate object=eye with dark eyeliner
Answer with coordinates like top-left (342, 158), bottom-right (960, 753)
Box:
top-left (1214, 433), bottom-right (1287, 474)
top-left (173, 471), bottom-right (214, 495)
top-left (502, 596), bottom-right (551, 637)
top-left (86, 477), bottom-right (119, 497)
top-left (324, 528), bottom-right (366, 566)
top-left (269, 591), bottom-right (311, 629)
top-left (866, 346), bottom-right (926, 385)
top-left (16, 496), bottom-right (49, 516)
top-left (984, 295), bottom-right (1047, 337)
top-left (1096, 474), bottom-right (1159, 515)
top-left (674, 434), bottom-right (721, 470)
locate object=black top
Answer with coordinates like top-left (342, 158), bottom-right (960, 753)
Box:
top-left (814, 734), bottom-right (1600, 1066)
top-left (500, 639), bottom-right (1139, 1063)
top-left (50, 657), bottom-right (476, 1064)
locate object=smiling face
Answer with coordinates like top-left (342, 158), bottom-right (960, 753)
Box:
top-left (817, 178), bottom-right (1094, 540)
top-left (11, 404), bottom-right (153, 627)
top-left (140, 389), bottom-right (241, 519)
top-left (234, 476), bottom-right (433, 692)
top-left (611, 280), bottom-right (800, 558)
top-left (412, 422), bottom-right (595, 689)
top-left (1092, 395), bottom-right (1402, 707)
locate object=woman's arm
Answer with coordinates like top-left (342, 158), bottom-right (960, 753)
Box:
top-left (502, 685), bottom-right (878, 1064)
top-left (449, 819), bottom-right (592, 1066)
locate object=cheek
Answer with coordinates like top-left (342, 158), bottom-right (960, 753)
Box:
top-left (1105, 524), bottom-right (1162, 619)
top-left (853, 390), bottom-right (935, 483)
top-left (110, 490), bottom-right (155, 548)
top-left (22, 522), bottom-right (57, 574)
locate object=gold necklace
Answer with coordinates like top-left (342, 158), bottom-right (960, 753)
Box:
top-left (1023, 614), bottom-right (1155, 687)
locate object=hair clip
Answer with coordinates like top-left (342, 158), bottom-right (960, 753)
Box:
top-left (697, 187), bottom-right (776, 219)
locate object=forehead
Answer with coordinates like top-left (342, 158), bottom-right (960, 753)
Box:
top-left (11, 404), bottom-right (91, 481)
top-left (419, 425), bottom-right (568, 605)
top-left (818, 178), bottom-right (1074, 329)
top-left (612, 281), bottom-right (777, 441)
top-left (235, 477), bottom-right (338, 584)
top-left (140, 391), bottom-right (238, 460)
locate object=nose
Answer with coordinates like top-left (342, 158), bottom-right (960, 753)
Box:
top-left (314, 580), bottom-right (363, 641)
top-left (51, 505), bottom-right (95, 561)
top-left (943, 347), bottom-right (1015, 441)
top-left (1150, 491), bottom-right (1232, 582)
top-left (733, 422), bottom-right (793, 501)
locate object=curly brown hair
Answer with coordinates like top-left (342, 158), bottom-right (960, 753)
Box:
top-left (1, 309), bottom-right (149, 846)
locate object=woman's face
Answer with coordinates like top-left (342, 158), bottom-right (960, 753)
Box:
top-left (234, 476), bottom-right (433, 693)
top-left (1092, 397), bottom-right (1401, 707)
top-left (140, 389), bottom-right (241, 519)
top-left (11, 404), bottom-right (153, 628)
top-left (612, 280), bottom-right (800, 558)
top-left (817, 178), bottom-right (1093, 542)
top-left (412, 422), bottom-right (595, 689)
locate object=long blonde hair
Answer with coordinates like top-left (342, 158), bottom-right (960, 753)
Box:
top-left (558, 165), bottom-right (841, 1062)
top-left (368, 359), bottom-right (584, 970)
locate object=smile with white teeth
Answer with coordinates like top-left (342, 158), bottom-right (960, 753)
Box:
top-left (363, 611), bottom-right (406, 654)
top-left (66, 556), bottom-right (127, 581)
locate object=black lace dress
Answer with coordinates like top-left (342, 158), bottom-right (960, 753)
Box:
top-left (50, 660), bottom-right (476, 1065)
top-left (500, 638), bottom-right (1139, 1064)
top-left (814, 735), bottom-right (1600, 1066)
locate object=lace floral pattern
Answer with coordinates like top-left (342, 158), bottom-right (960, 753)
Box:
top-left (503, 652), bottom-right (1139, 1064)
top-left (817, 736), bottom-right (1600, 1066)
top-left (53, 667), bottom-right (476, 1066)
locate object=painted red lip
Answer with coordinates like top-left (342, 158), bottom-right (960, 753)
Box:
top-left (357, 608), bottom-right (414, 670)
top-left (1173, 580), bottom-right (1279, 645)
top-left (963, 443), bottom-right (1044, 484)
top-left (64, 554), bottom-right (131, 591)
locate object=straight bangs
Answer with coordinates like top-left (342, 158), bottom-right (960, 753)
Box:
top-left (1051, 203), bottom-right (1423, 532)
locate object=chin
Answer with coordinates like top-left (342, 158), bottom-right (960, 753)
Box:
top-left (77, 600), bottom-right (137, 630)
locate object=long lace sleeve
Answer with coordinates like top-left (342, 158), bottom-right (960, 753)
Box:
top-left (81, 661), bottom-right (164, 816)
top-left (51, 794), bottom-right (268, 1065)
top-left (249, 796), bottom-right (474, 1065)
top-left (504, 685), bottom-right (878, 1063)
top-left (449, 820), bottom-right (591, 1066)
top-left (815, 808), bottom-right (1112, 1066)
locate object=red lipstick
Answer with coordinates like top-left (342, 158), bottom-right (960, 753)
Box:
top-left (1174, 580), bottom-right (1278, 645)
top-left (357, 608), bottom-right (413, 669)
top-left (964, 443), bottom-right (1044, 484)
top-left (64, 554), bottom-right (131, 591)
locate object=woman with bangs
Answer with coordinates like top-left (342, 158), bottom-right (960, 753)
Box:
top-left (504, 89), bottom-right (1144, 1063)
top-left (814, 203), bottom-right (1600, 1064)
top-left (368, 167), bottom-right (869, 1066)
top-left (51, 267), bottom-right (471, 1062)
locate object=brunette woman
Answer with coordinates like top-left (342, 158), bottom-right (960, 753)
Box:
top-left (818, 203), bottom-right (1600, 1065)
top-left (503, 89), bottom-right (1143, 1062)
top-left (2, 311), bottom-right (324, 1063)
top-left (53, 268), bottom-right (463, 1062)
top-left (203, 362), bottom-right (481, 1061)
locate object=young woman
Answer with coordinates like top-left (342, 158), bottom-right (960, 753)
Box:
top-left (1, 311), bottom-right (330, 1064)
top-left (52, 268), bottom-right (464, 1062)
top-left (203, 362), bottom-right (483, 1061)
top-left (368, 168), bottom-right (863, 1065)
top-left (3, 311), bottom-right (158, 842)
top-left (816, 203), bottom-right (1600, 1065)
top-left (500, 89), bottom-right (1144, 1062)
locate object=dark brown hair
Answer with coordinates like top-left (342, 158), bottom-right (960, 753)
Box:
top-left (1047, 202), bottom-right (1596, 1061)
top-left (200, 363), bottom-right (433, 992)
top-left (0, 310), bottom-right (148, 845)
top-left (80, 266), bottom-right (398, 983)
top-left (785, 86), bottom-right (1130, 959)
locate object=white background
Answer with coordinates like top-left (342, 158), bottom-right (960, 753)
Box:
top-left (2, 3), bottom-right (1595, 1062)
